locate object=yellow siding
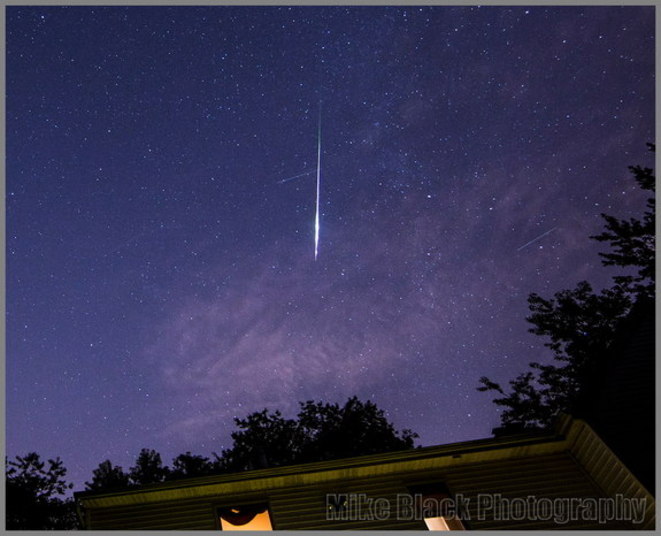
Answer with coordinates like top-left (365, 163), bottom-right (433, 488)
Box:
top-left (79, 418), bottom-right (654, 530)
top-left (84, 452), bottom-right (633, 530)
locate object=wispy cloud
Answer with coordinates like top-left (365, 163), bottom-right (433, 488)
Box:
top-left (145, 240), bottom-right (441, 438)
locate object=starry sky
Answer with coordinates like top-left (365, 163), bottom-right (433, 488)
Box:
top-left (6, 6), bottom-right (655, 493)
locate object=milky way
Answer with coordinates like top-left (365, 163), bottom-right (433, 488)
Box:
top-left (6, 6), bottom-right (654, 492)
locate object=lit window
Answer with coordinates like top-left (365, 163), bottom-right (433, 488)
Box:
top-left (410, 484), bottom-right (466, 531)
top-left (424, 515), bottom-right (465, 531)
top-left (218, 503), bottom-right (273, 531)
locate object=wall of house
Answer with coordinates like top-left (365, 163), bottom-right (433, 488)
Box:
top-left (81, 450), bottom-right (638, 530)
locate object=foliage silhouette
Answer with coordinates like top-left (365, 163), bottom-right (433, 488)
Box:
top-left (80, 396), bottom-right (416, 494)
top-left (219, 396), bottom-right (418, 472)
top-left (591, 143), bottom-right (655, 299)
top-left (6, 452), bottom-right (80, 530)
top-left (129, 448), bottom-right (170, 485)
top-left (85, 459), bottom-right (130, 491)
top-left (478, 146), bottom-right (655, 435)
top-left (169, 451), bottom-right (216, 480)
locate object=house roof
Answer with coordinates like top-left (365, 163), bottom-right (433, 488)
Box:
top-left (75, 422), bottom-right (566, 508)
top-left (74, 415), bottom-right (655, 530)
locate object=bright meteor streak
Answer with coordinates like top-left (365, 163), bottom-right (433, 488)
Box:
top-left (314, 108), bottom-right (321, 261)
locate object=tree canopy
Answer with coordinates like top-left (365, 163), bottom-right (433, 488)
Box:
top-left (129, 448), bottom-right (170, 486)
top-left (6, 452), bottom-right (80, 530)
top-left (169, 451), bottom-right (216, 480)
top-left (591, 143), bottom-right (655, 299)
top-left (85, 459), bottom-right (131, 491)
top-left (219, 396), bottom-right (418, 472)
top-left (478, 145), bottom-right (655, 435)
top-left (82, 396), bottom-right (417, 494)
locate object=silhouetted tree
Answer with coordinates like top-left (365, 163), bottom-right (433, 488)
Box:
top-left (296, 397), bottom-right (417, 462)
top-left (6, 452), bottom-right (80, 529)
top-left (478, 147), bottom-right (655, 435)
top-left (591, 143), bottom-right (655, 299)
top-left (82, 398), bottom-right (416, 489)
top-left (220, 396), bottom-right (418, 472)
top-left (169, 452), bottom-right (215, 479)
top-left (219, 408), bottom-right (308, 471)
top-left (85, 459), bottom-right (130, 491)
top-left (478, 283), bottom-right (632, 434)
top-left (129, 448), bottom-right (170, 485)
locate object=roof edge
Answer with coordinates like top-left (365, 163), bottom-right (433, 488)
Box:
top-left (75, 426), bottom-right (561, 503)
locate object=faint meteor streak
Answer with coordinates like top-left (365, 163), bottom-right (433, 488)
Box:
top-left (276, 169), bottom-right (314, 184)
top-left (314, 107), bottom-right (322, 261)
top-left (517, 226), bottom-right (558, 251)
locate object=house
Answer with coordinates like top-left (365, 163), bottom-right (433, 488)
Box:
top-left (74, 415), bottom-right (654, 530)
top-left (577, 295), bottom-right (655, 493)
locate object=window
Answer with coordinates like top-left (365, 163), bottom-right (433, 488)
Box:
top-left (218, 503), bottom-right (273, 531)
top-left (409, 483), bottom-right (466, 531)
top-left (424, 514), bottom-right (465, 531)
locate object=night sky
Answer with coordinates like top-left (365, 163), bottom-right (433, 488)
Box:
top-left (7, 6), bottom-right (655, 492)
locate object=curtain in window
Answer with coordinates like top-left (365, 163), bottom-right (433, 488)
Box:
top-left (218, 504), bottom-right (267, 526)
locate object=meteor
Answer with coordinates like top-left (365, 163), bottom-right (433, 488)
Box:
top-left (314, 107), bottom-right (322, 261)
top-left (276, 105), bottom-right (323, 261)
top-left (517, 226), bottom-right (558, 252)
top-left (276, 169), bottom-right (314, 184)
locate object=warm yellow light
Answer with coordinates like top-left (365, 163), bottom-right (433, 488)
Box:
top-left (220, 510), bottom-right (273, 531)
top-left (424, 516), bottom-right (465, 531)
top-left (424, 516), bottom-right (451, 530)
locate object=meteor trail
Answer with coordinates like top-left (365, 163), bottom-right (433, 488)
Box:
top-left (276, 169), bottom-right (314, 184)
top-left (314, 107), bottom-right (322, 261)
top-left (517, 226), bottom-right (558, 252)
